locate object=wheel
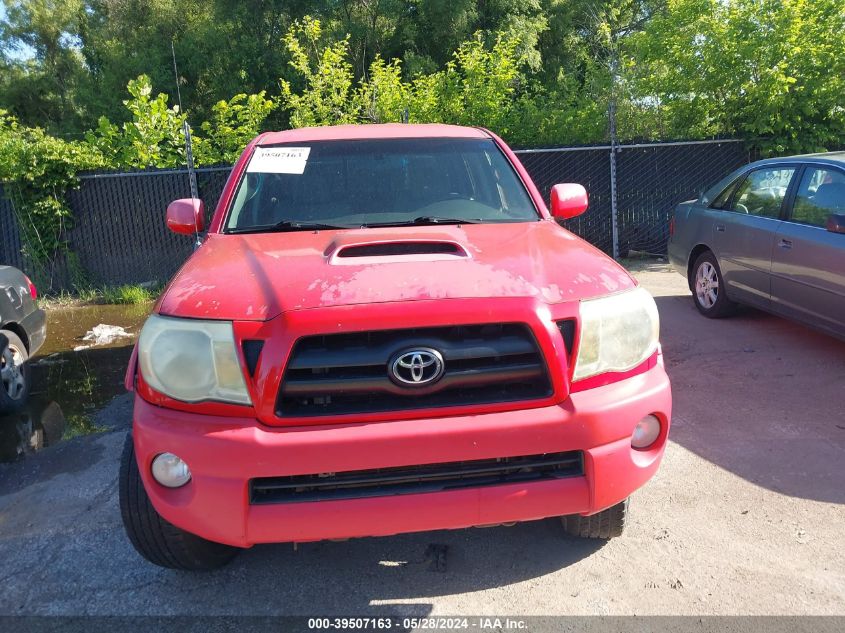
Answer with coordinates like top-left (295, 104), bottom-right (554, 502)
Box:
top-left (690, 251), bottom-right (737, 318)
top-left (119, 433), bottom-right (239, 570)
top-left (0, 330), bottom-right (31, 414)
top-left (561, 498), bottom-right (628, 539)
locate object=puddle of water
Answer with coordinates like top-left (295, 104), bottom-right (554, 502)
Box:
top-left (0, 303), bottom-right (151, 464)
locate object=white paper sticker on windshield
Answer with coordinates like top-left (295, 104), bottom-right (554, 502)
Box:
top-left (247, 147), bottom-right (311, 174)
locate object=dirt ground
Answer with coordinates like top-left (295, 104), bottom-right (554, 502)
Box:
top-left (0, 261), bottom-right (843, 616)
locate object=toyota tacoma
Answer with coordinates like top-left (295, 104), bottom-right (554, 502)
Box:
top-left (119, 124), bottom-right (672, 569)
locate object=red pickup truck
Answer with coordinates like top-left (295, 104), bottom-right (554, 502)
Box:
top-left (120, 124), bottom-right (672, 570)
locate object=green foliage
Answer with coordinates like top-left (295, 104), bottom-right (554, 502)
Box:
top-left (357, 57), bottom-right (409, 123)
top-left (0, 0), bottom-right (89, 132)
top-left (279, 20), bottom-right (533, 138)
top-left (99, 284), bottom-right (159, 305)
top-left (280, 17), bottom-right (358, 128)
top-left (0, 109), bottom-right (104, 274)
top-left (430, 34), bottom-right (522, 131)
top-left (3, 0), bottom-right (844, 153)
top-left (194, 92), bottom-right (276, 165)
top-left (2, 2), bottom-right (845, 291)
top-left (87, 75), bottom-right (188, 169)
top-left (629, 0), bottom-right (845, 153)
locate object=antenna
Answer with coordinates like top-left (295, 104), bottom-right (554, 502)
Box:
top-left (171, 40), bottom-right (201, 248)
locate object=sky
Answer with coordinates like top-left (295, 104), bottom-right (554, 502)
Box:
top-left (1, 3), bottom-right (37, 61)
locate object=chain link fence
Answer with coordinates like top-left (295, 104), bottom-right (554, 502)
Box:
top-left (517, 139), bottom-right (754, 257)
top-left (0, 139), bottom-right (755, 292)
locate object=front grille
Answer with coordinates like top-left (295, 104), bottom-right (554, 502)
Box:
top-left (277, 323), bottom-right (552, 417)
top-left (250, 451), bottom-right (584, 504)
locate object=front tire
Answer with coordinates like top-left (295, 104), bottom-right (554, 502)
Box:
top-left (561, 498), bottom-right (628, 539)
top-left (691, 251), bottom-right (737, 318)
top-left (119, 433), bottom-right (239, 570)
top-left (0, 330), bottom-right (31, 414)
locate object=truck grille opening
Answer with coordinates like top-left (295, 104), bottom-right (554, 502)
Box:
top-left (277, 323), bottom-right (552, 417)
top-left (250, 451), bottom-right (584, 504)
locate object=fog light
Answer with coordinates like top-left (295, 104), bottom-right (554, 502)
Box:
top-left (151, 452), bottom-right (191, 488)
top-left (631, 415), bottom-right (661, 449)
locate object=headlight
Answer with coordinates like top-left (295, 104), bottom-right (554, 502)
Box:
top-left (137, 315), bottom-right (252, 405)
top-left (572, 287), bottom-right (659, 381)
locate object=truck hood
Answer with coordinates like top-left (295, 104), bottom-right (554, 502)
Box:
top-left (158, 221), bottom-right (636, 321)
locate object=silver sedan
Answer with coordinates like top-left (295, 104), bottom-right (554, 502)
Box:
top-left (667, 152), bottom-right (845, 340)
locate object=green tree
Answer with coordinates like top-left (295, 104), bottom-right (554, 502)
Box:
top-left (0, 0), bottom-right (89, 131)
top-left (630, 0), bottom-right (845, 152)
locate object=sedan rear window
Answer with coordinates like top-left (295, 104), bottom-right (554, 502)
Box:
top-left (225, 138), bottom-right (539, 232)
top-left (792, 167), bottom-right (845, 227)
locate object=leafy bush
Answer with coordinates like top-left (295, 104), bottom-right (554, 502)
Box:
top-left (278, 18), bottom-right (534, 139)
top-left (87, 75), bottom-right (188, 169)
top-left (0, 110), bottom-right (104, 278)
top-left (194, 93), bottom-right (276, 165)
top-left (280, 17), bottom-right (359, 128)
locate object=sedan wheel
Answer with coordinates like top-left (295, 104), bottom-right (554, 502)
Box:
top-left (0, 330), bottom-right (31, 414)
top-left (1, 343), bottom-right (26, 401)
top-left (690, 251), bottom-right (737, 318)
top-left (695, 261), bottom-right (719, 309)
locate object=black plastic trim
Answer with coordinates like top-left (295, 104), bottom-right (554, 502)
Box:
top-left (250, 451), bottom-right (584, 504)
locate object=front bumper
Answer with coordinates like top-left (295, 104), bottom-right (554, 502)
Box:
top-left (133, 363), bottom-right (671, 547)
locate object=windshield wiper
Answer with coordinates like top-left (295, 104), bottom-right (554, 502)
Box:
top-left (362, 216), bottom-right (481, 228)
top-left (227, 220), bottom-right (350, 234)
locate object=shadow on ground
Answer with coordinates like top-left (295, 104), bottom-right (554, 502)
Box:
top-left (655, 292), bottom-right (845, 504)
top-left (0, 413), bottom-right (604, 614)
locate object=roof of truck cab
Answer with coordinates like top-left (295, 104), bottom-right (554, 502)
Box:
top-left (256, 123), bottom-right (490, 145)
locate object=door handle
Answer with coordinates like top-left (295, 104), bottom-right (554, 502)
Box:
top-left (715, 224), bottom-right (726, 232)
top-left (778, 239), bottom-right (793, 249)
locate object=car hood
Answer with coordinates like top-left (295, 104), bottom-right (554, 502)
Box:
top-left (157, 222), bottom-right (636, 321)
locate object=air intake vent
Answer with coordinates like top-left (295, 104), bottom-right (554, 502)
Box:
top-left (250, 451), bottom-right (584, 504)
top-left (242, 340), bottom-right (264, 376)
top-left (335, 241), bottom-right (465, 258)
top-left (556, 319), bottom-right (576, 357)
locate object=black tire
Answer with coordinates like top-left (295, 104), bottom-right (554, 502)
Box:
top-left (119, 433), bottom-right (239, 570)
top-left (0, 330), bottom-right (31, 414)
top-left (690, 251), bottom-right (737, 318)
top-left (561, 498), bottom-right (628, 539)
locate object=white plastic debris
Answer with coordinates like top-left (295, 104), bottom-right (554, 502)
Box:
top-left (78, 324), bottom-right (134, 348)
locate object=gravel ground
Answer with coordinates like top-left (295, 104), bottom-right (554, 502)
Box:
top-left (0, 261), bottom-right (843, 616)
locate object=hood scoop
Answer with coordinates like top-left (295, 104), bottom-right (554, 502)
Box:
top-left (329, 240), bottom-right (469, 265)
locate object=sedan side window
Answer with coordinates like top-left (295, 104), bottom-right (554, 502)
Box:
top-left (710, 179), bottom-right (740, 210)
top-left (792, 167), bottom-right (845, 227)
top-left (730, 168), bottom-right (795, 219)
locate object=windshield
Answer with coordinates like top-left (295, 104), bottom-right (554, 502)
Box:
top-left (224, 138), bottom-right (539, 232)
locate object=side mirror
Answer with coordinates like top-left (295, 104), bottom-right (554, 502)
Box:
top-left (826, 214), bottom-right (845, 234)
top-left (166, 198), bottom-right (205, 235)
top-left (550, 183), bottom-right (589, 220)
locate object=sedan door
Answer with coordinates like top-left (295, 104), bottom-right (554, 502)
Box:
top-left (712, 166), bottom-right (796, 308)
top-left (770, 164), bottom-right (845, 338)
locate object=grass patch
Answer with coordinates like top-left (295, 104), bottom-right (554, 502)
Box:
top-left (40, 283), bottom-right (161, 308)
top-left (62, 414), bottom-right (108, 440)
top-left (99, 284), bottom-right (158, 304)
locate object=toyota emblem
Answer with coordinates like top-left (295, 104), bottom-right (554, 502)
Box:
top-left (388, 348), bottom-right (445, 386)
